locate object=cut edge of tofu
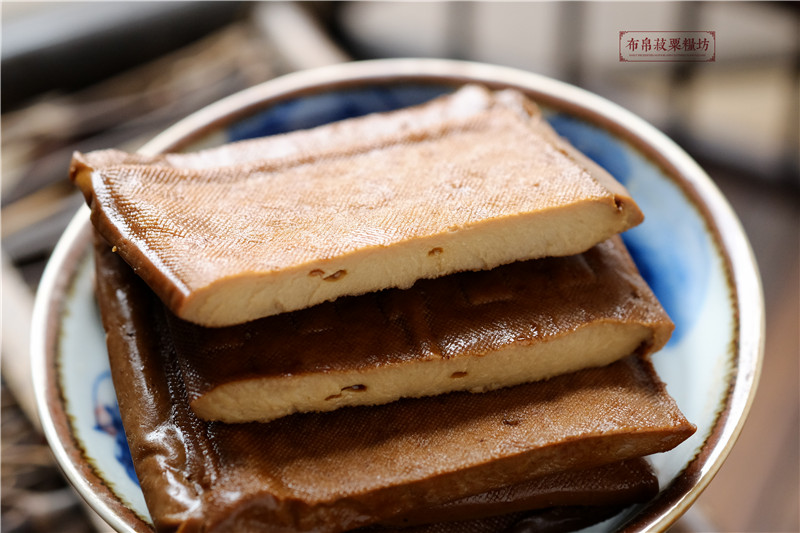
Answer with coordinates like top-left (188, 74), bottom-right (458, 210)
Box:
top-left (191, 321), bottom-right (660, 423)
top-left (182, 198), bottom-right (642, 327)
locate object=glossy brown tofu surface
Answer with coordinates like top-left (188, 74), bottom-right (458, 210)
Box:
top-left (93, 234), bottom-right (693, 533)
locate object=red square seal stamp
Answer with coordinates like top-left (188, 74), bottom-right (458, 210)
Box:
top-left (620, 31), bottom-right (716, 62)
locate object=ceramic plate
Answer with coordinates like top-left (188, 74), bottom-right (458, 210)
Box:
top-left (31, 59), bottom-right (764, 533)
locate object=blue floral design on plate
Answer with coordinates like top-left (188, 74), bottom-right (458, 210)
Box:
top-left (228, 85), bottom-right (451, 141)
top-left (93, 370), bottom-right (138, 485)
top-left (547, 113), bottom-right (710, 344)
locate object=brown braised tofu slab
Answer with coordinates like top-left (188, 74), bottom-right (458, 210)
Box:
top-left (376, 457), bottom-right (659, 529)
top-left (94, 235), bottom-right (693, 533)
top-left (167, 236), bottom-right (672, 423)
top-left (73, 85), bottom-right (643, 327)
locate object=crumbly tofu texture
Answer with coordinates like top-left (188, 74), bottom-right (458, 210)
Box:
top-left (71, 85), bottom-right (644, 327)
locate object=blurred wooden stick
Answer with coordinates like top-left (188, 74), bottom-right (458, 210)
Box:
top-left (253, 2), bottom-right (349, 72)
top-left (2, 251), bottom-right (40, 432)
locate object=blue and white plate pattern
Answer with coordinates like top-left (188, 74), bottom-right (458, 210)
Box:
top-left (31, 59), bottom-right (763, 533)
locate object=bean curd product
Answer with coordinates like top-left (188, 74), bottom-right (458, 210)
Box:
top-left (374, 458), bottom-right (660, 528)
top-left (75, 85), bottom-right (693, 532)
top-left (71, 85), bottom-right (643, 327)
top-left (94, 237), bottom-right (693, 533)
top-left (167, 236), bottom-right (672, 424)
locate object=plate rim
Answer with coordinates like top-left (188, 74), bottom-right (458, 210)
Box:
top-left (30, 57), bottom-right (764, 533)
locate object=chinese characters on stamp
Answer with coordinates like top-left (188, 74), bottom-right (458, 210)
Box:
top-left (620, 31), bottom-right (716, 62)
